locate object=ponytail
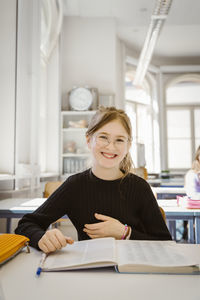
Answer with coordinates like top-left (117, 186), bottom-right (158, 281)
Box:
top-left (119, 152), bottom-right (133, 177)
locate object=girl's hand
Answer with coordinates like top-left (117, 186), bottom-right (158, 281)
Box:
top-left (83, 213), bottom-right (125, 239)
top-left (38, 228), bottom-right (74, 253)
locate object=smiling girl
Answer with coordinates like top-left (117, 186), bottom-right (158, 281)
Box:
top-left (15, 106), bottom-right (171, 253)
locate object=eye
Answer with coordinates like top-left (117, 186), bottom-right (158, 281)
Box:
top-left (116, 138), bottom-right (125, 143)
top-left (99, 135), bottom-right (108, 140)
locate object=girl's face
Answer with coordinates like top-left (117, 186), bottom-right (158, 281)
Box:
top-left (87, 120), bottom-right (130, 171)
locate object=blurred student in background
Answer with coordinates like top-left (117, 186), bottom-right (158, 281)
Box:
top-left (185, 145), bottom-right (200, 200)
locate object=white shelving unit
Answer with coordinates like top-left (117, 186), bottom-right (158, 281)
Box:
top-left (60, 111), bottom-right (95, 176)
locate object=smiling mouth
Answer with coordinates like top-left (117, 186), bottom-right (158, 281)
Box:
top-left (101, 152), bottom-right (118, 159)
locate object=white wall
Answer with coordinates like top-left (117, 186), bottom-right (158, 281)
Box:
top-left (61, 17), bottom-right (124, 108)
top-left (0, 12), bottom-right (126, 186)
top-left (115, 38), bottom-right (125, 108)
top-left (0, 0), bottom-right (16, 174)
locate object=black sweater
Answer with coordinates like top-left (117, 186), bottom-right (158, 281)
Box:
top-left (15, 169), bottom-right (172, 249)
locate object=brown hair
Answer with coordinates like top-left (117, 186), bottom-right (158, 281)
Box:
top-left (192, 145), bottom-right (200, 172)
top-left (86, 106), bottom-right (133, 177)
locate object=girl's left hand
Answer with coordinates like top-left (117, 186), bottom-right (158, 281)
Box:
top-left (83, 213), bottom-right (125, 239)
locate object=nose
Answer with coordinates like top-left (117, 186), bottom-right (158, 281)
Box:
top-left (105, 140), bottom-right (116, 151)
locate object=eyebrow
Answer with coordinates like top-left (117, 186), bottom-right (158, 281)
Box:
top-left (98, 131), bottom-right (127, 138)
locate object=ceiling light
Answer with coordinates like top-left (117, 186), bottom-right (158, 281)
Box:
top-left (133, 0), bottom-right (173, 87)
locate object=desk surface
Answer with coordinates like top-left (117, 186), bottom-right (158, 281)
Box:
top-left (153, 187), bottom-right (186, 194)
top-left (0, 247), bottom-right (200, 300)
top-left (0, 198), bottom-right (46, 215)
top-left (157, 199), bottom-right (200, 214)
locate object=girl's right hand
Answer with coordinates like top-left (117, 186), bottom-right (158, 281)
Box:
top-left (38, 228), bottom-right (74, 253)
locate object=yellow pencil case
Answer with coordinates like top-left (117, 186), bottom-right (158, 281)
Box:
top-left (0, 234), bottom-right (30, 265)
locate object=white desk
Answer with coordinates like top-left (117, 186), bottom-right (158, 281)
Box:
top-left (158, 199), bottom-right (200, 244)
top-left (153, 187), bottom-right (186, 199)
top-left (0, 247), bottom-right (200, 300)
top-left (1, 197), bottom-right (200, 244)
top-left (0, 198), bottom-right (47, 232)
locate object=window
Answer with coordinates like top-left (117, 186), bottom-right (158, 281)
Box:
top-left (166, 76), bottom-right (200, 170)
top-left (166, 81), bottom-right (200, 105)
top-left (194, 109), bottom-right (200, 150)
top-left (167, 109), bottom-right (192, 169)
top-left (125, 65), bottom-right (159, 172)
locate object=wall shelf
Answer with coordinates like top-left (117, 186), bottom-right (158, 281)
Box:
top-left (60, 110), bottom-right (95, 174)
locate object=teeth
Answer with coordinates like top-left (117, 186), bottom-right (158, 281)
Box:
top-left (102, 153), bottom-right (116, 158)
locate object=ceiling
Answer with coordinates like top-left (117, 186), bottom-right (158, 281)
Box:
top-left (63, 0), bottom-right (200, 65)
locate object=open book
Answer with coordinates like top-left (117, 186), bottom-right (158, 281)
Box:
top-left (42, 238), bottom-right (200, 274)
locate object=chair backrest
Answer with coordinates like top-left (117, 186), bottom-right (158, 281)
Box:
top-left (43, 181), bottom-right (63, 198)
top-left (159, 206), bottom-right (166, 222)
top-left (130, 167), bottom-right (148, 180)
top-left (150, 187), bottom-right (165, 222)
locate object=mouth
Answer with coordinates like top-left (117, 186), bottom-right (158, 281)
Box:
top-left (101, 152), bottom-right (118, 159)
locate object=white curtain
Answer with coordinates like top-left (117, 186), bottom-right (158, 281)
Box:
top-left (40, 0), bottom-right (63, 65)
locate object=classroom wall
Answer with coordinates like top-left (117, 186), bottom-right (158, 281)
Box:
top-left (0, 12), bottom-right (126, 186)
top-left (115, 38), bottom-right (125, 108)
top-left (61, 17), bottom-right (124, 108)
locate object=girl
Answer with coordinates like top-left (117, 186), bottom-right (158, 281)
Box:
top-left (185, 145), bottom-right (200, 199)
top-left (15, 106), bottom-right (171, 253)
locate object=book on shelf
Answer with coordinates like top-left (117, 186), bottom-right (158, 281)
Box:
top-left (42, 237), bottom-right (200, 275)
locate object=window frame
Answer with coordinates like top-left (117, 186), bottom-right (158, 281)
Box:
top-left (165, 82), bottom-right (200, 171)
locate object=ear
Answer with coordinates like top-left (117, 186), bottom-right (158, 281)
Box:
top-left (86, 135), bottom-right (92, 150)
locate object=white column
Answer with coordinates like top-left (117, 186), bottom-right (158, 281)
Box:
top-left (157, 70), bottom-right (168, 171)
top-left (0, 0), bottom-right (16, 176)
top-left (15, 0), bottom-right (40, 189)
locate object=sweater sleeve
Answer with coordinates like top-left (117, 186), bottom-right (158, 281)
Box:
top-left (130, 179), bottom-right (172, 241)
top-left (15, 178), bottom-right (74, 249)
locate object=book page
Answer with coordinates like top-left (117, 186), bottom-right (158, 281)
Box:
top-left (44, 237), bottom-right (117, 270)
top-left (116, 240), bottom-right (200, 267)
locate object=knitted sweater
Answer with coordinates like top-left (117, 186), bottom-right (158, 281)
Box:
top-left (15, 169), bottom-right (172, 249)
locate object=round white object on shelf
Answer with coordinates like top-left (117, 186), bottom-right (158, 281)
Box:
top-left (69, 87), bottom-right (93, 111)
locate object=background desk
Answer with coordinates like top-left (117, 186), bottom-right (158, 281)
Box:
top-left (157, 199), bottom-right (200, 244)
top-left (0, 247), bottom-right (200, 300)
top-left (1, 198), bottom-right (200, 244)
top-left (0, 198), bottom-right (69, 233)
top-left (153, 187), bottom-right (186, 199)
top-left (0, 198), bottom-right (47, 232)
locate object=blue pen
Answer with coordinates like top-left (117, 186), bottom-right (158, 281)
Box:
top-left (36, 253), bottom-right (47, 277)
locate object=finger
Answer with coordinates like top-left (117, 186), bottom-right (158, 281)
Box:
top-left (65, 236), bottom-right (74, 244)
top-left (46, 232), bottom-right (63, 250)
top-left (40, 243), bottom-right (49, 254)
top-left (84, 223), bottom-right (102, 230)
top-left (83, 228), bottom-right (100, 235)
top-left (54, 230), bottom-right (68, 247)
top-left (87, 233), bottom-right (100, 239)
top-left (94, 213), bottom-right (112, 221)
top-left (84, 223), bottom-right (100, 230)
top-left (38, 240), bottom-right (49, 253)
top-left (42, 236), bottom-right (57, 252)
